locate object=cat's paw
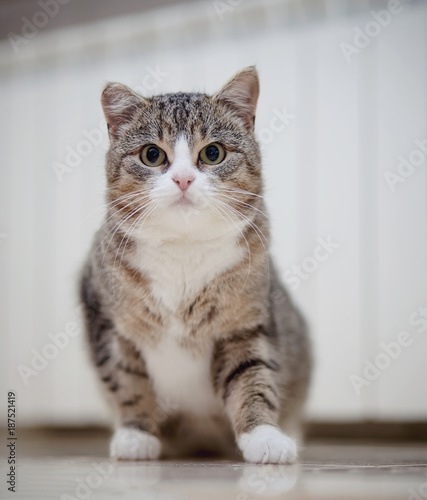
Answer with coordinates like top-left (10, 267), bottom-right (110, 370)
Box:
top-left (110, 427), bottom-right (161, 460)
top-left (238, 425), bottom-right (297, 464)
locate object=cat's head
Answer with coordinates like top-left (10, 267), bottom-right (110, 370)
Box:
top-left (102, 66), bottom-right (264, 242)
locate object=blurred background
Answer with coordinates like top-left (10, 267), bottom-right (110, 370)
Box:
top-left (0, 0), bottom-right (426, 433)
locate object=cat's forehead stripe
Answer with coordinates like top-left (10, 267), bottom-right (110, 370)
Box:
top-left (174, 135), bottom-right (191, 159)
top-left (155, 93), bottom-right (205, 136)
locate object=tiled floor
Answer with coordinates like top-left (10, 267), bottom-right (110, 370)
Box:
top-left (1, 430), bottom-right (427, 500)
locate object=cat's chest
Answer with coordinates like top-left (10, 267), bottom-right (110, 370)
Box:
top-left (141, 327), bottom-right (220, 415)
top-left (133, 237), bottom-right (244, 311)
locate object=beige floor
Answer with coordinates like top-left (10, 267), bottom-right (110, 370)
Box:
top-left (1, 429), bottom-right (427, 500)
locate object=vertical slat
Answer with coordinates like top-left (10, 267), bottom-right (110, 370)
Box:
top-left (0, 72), bottom-right (13, 408)
top-left (292, 25), bottom-right (320, 417)
top-left (6, 62), bottom-right (38, 423)
top-left (27, 58), bottom-right (59, 424)
top-left (376, 2), bottom-right (427, 419)
top-left (307, 19), bottom-right (363, 420)
top-left (358, 26), bottom-right (380, 419)
top-left (52, 51), bottom-right (86, 424)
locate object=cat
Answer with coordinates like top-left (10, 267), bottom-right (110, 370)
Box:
top-left (80, 66), bottom-right (311, 463)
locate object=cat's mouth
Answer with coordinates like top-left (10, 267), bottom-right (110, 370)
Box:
top-left (174, 192), bottom-right (194, 207)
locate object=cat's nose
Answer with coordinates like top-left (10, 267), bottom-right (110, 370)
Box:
top-left (172, 173), bottom-right (195, 192)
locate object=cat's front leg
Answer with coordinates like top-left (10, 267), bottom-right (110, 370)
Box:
top-left (212, 330), bottom-right (297, 464)
top-left (109, 343), bottom-right (162, 460)
top-left (109, 339), bottom-right (162, 460)
top-left (87, 323), bottom-right (161, 460)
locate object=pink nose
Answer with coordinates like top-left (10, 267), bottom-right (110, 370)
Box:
top-left (173, 173), bottom-right (195, 192)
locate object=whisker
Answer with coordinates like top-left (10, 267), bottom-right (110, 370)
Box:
top-left (216, 199), bottom-right (269, 245)
top-left (215, 198), bottom-right (270, 284)
top-left (216, 191), bottom-right (270, 221)
top-left (220, 186), bottom-right (265, 200)
top-left (115, 202), bottom-right (157, 273)
top-left (99, 198), bottom-right (153, 272)
top-left (92, 193), bottom-right (151, 258)
top-left (111, 202), bottom-right (158, 297)
top-left (106, 202), bottom-right (153, 294)
top-left (210, 202), bottom-right (252, 292)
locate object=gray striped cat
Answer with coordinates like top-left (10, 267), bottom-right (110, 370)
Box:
top-left (80, 67), bottom-right (311, 463)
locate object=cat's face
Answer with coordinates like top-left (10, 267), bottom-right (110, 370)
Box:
top-left (102, 67), bottom-right (263, 242)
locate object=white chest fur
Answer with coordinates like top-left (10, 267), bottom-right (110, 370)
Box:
top-left (142, 327), bottom-right (219, 416)
top-left (134, 235), bottom-right (244, 311)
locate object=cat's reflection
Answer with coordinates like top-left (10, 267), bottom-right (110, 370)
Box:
top-left (237, 464), bottom-right (298, 497)
top-left (108, 461), bottom-right (298, 498)
top-left (112, 462), bottom-right (161, 489)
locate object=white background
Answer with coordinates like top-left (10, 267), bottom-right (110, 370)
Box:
top-left (0, 0), bottom-right (426, 427)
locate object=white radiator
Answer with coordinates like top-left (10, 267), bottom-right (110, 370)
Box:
top-left (0, 0), bottom-right (426, 426)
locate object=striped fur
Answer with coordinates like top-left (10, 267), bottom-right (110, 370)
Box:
top-left (80, 67), bottom-right (311, 462)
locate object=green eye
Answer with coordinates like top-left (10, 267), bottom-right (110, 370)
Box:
top-left (199, 143), bottom-right (225, 165)
top-left (140, 145), bottom-right (166, 167)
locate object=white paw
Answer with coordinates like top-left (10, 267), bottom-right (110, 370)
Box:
top-left (110, 427), bottom-right (161, 460)
top-left (238, 425), bottom-right (297, 464)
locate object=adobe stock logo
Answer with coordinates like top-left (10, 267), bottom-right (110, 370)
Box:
top-left (61, 462), bottom-right (113, 500)
top-left (213, 0), bottom-right (243, 20)
top-left (408, 473), bottom-right (427, 500)
top-left (52, 122), bottom-right (107, 183)
top-left (339, 0), bottom-right (408, 63)
top-left (384, 139), bottom-right (427, 193)
top-left (283, 236), bottom-right (341, 291)
top-left (17, 320), bottom-right (81, 386)
top-left (258, 107), bottom-right (295, 146)
top-left (350, 306), bottom-right (427, 395)
top-left (7, 0), bottom-right (71, 53)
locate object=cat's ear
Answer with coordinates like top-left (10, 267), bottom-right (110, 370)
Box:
top-left (213, 66), bottom-right (259, 131)
top-left (101, 83), bottom-right (146, 140)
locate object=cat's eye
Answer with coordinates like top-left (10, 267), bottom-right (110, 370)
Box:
top-left (199, 143), bottom-right (225, 165)
top-left (140, 145), bottom-right (166, 167)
